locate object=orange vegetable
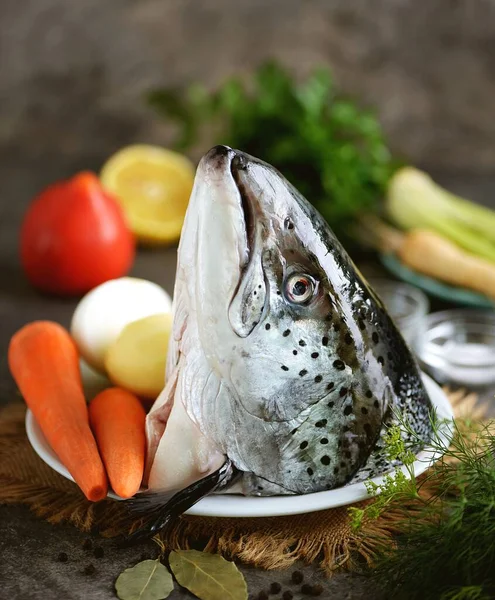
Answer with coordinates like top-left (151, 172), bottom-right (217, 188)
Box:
top-left (398, 229), bottom-right (495, 301)
top-left (89, 388), bottom-right (146, 498)
top-left (8, 321), bottom-right (108, 501)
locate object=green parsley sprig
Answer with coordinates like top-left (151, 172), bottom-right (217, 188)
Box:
top-left (147, 61), bottom-right (396, 243)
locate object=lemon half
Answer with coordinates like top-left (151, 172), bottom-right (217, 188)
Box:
top-left (100, 145), bottom-right (195, 245)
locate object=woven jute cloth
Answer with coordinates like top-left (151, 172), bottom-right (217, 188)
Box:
top-left (0, 390), bottom-right (483, 574)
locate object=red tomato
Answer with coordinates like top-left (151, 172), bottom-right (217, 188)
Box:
top-left (21, 171), bottom-right (136, 296)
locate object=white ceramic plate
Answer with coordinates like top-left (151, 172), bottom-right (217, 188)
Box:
top-left (25, 373), bottom-right (452, 518)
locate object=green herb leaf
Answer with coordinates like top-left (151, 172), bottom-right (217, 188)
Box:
top-left (352, 414), bottom-right (495, 599)
top-left (169, 549), bottom-right (248, 600)
top-left (148, 61), bottom-right (397, 246)
top-left (115, 559), bottom-right (174, 600)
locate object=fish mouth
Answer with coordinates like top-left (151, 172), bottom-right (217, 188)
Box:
top-left (202, 145), bottom-right (258, 267)
top-left (230, 151), bottom-right (257, 265)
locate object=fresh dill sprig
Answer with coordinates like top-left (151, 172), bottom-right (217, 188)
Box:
top-left (349, 417), bottom-right (425, 531)
top-left (352, 413), bottom-right (495, 600)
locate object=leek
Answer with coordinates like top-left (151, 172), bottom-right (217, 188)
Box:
top-left (386, 167), bottom-right (495, 262)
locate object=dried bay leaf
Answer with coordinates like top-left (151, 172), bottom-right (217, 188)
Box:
top-left (169, 550), bottom-right (248, 600)
top-left (115, 559), bottom-right (174, 600)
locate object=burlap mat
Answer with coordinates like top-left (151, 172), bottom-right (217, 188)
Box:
top-left (0, 390), bottom-right (482, 574)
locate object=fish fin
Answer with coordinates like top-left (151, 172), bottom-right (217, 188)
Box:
top-left (122, 459), bottom-right (239, 545)
top-left (125, 489), bottom-right (176, 514)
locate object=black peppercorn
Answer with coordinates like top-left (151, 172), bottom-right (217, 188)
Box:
top-left (282, 592), bottom-right (293, 600)
top-left (57, 552), bottom-right (68, 563)
top-left (291, 570), bottom-right (304, 584)
top-left (93, 546), bottom-right (104, 559)
top-left (301, 583), bottom-right (313, 595)
top-left (311, 584), bottom-right (324, 596)
top-left (83, 564), bottom-right (96, 576)
top-left (270, 582), bottom-right (282, 594)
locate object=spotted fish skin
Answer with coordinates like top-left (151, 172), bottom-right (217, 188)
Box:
top-left (145, 145), bottom-right (433, 499)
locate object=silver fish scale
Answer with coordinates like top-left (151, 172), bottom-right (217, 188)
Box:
top-left (234, 232), bottom-right (432, 493)
top-left (283, 388), bottom-right (365, 493)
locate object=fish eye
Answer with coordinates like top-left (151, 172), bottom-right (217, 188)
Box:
top-left (284, 274), bottom-right (317, 305)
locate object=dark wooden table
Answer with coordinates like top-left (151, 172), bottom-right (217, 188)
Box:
top-left (1, 169), bottom-right (494, 599)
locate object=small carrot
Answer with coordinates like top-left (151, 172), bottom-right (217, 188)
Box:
top-left (89, 388), bottom-right (146, 498)
top-left (8, 321), bottom-right (108, 501)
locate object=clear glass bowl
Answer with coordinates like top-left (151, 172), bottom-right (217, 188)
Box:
top-left (416, 309), bottom-right (495, 387)
top-left (369, 279), bottom-right (430, 349)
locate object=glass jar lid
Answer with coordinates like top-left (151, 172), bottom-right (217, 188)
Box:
top-left (416, 309), bottom-right (495, 387)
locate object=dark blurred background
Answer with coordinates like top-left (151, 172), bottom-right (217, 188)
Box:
top-left (1, 0), bottom-right (495, 263)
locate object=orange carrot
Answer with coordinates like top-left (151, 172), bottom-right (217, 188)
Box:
top-left (8, 321), bottom-right (108, 501)
top-left (89, 388), bottom-right (146, 498)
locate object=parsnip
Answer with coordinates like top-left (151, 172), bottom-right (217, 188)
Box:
top-left (398, 229), bottom-right (495, 300)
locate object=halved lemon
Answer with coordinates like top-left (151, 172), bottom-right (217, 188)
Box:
top-left (100, 144), bottom-right (195, 245)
